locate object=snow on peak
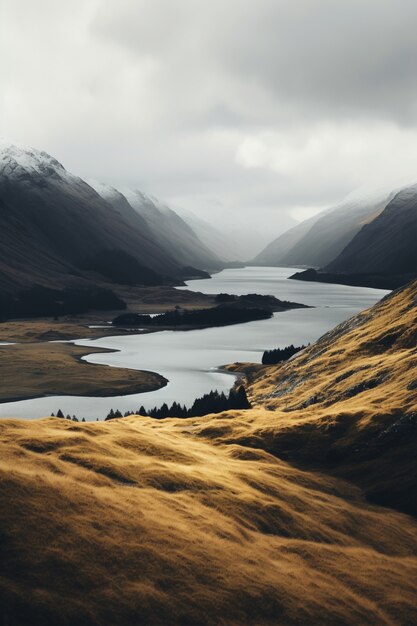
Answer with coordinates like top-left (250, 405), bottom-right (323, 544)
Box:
top-left (0, 139), bottom-right (67, 182)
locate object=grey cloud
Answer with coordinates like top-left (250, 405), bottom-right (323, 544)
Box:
top-left (91, 0), bottom-right (417, 125)
top-left (3, 0), bottom-right (417, 256)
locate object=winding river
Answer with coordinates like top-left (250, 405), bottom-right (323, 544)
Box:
top-left (0, 267), bottom-right (388, 420)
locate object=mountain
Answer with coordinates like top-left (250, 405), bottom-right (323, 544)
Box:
top-left (91, 182), bottom-right (223, 272)
top-left (177, 210), bottom-right (243, 262)
top-left (327, 183), bottom-right (417, 275)
top-left (253, 189), bottom-right (394, 268)
top-left (2, 281), bottom-right (417, 624)
top-left (0, 142), bottom-right (219, 316)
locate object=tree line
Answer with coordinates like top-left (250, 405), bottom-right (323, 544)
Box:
top-left (104, 385), bottom-right (250, 421)
top-left (262, 344), bottom-right (306, 364)
top-left (53, 386), bottom-right (250, 423)
top-left (113, 306), bottom-right (272, 328)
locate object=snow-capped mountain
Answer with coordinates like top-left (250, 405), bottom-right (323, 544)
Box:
top-left (0, 141), bottom-right (221, 316)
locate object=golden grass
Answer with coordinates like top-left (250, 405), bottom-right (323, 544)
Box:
top-left (216, 283), bottom-right (417, 514)
top-left (0, 342), bottom-right (166, 401)
top-left (2, 282), bottom-right (417, 623)
top-left (1, 416), bottom-right (417, 625)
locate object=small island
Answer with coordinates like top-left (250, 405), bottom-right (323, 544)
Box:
top-left (113, 293), bottom-right (309, 330)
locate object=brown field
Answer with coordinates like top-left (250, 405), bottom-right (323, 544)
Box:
top-left (0, 342), bottom-right (166, 402)
top-left (1, 282), bottom-right (417, 624)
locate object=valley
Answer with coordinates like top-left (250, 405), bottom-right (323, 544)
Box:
top-left (1, 270), bottom-right (417, 625)
top-left (4, 5), bottom-right (417, 624)
top-left (0, 267), bottom-right (386, 419)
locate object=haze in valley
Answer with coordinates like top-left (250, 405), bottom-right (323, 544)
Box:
top-left (4, 0), bottom-right (417, 255)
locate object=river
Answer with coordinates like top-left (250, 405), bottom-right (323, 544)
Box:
top-left (0, 267), bottom-right (388, 420)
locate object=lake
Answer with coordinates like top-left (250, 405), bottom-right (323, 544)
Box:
top-left (0, 267), bottom-right (388, 420)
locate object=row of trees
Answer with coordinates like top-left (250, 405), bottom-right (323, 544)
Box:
top-left (53, 410), bottom-right (87, 422)
top-left (261, 344), bottom-right (306, 365)
top-left (53, 386), bottom-right (251, 423)
top-left (113, 306), bottom-right (272, 328)
top-left (105, 386), bottom-right (250, 421)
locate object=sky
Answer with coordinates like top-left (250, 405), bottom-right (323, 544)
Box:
top-left (2, 0), bottom-right (417, 255)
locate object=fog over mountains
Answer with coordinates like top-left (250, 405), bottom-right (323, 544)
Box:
top-left (255, 182), bottom-right (417, 284)
top-left (254, 189), bottom-right (396, 268)
top-left (327, 183), bottom-right (417, 275)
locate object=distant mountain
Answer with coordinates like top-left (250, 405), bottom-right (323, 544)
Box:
top-left (99, 186), bottom-right (222, 272)
top-left (0, 142), bottom-right (219, 316)
top-left (253, 190), bottom-right (395, 268)
top-left (177, 211), bottom-right (243, 262)
top-left (327, 184), bottom-right (417, 275)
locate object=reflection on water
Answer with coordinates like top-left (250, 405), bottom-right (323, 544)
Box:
top-left (0, 267), bottom-right (388, 420)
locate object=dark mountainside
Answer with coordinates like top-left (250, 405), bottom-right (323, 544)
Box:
top-left (327, 184), bottom-right (417, 275)
top-left (289, 268), bottom-right (411, 291)
top-left (253, 190), bottom-right (394, 268)
top-left (0, 143), bottom-right (220, 316)
top-left (288, 185), bottom-right (417, 289)
top-left (92, 183), bottom-right (222, 272)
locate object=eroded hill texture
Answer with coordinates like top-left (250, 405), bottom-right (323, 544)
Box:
top-left (2, 282), bottom-right (417, 625)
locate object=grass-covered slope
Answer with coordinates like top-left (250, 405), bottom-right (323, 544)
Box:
top-left (2, 281), bottom-right (417, 624)
top-left (1, 417), bottom-right (417, 626)
top-left (223, 281), bottom-right (417, 515)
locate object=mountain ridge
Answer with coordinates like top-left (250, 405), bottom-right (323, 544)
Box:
top-left (0, 141), bottom-right (220, 316)
top-left (253, 189), bottom-right (396, 268)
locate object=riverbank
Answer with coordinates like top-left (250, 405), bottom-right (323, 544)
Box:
top-left (0, 285), bottom-right (217, 343)
top-left (0, 267), bottom-right (387, 420)
top-left (0, 342), bottom-right (167, 403)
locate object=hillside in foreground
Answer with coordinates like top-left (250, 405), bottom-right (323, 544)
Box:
top-left (2, 282), bottom-right (417, 624)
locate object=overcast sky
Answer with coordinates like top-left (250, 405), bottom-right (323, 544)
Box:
top-left (2, 0), bottom-right (417, 254)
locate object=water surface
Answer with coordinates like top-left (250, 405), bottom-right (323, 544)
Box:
top-left (0, 267), bottom-right (387, 420)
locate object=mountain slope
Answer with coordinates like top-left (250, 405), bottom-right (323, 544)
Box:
top-left (177, 210), bottom-right (243, 262)
top-left (2, 281), bottom-right (417, 623)
top-left (1, 411), bottom-right (417, 625)
top-left (224, 281), bottom-right (417, 515)
top-left (0, 142), bottom-right (221, 315)
top-left (0, 142), bottom-right (177, 288)
top-left (254, 190), bottom-right (394, 268)
top-left (122, 188), bottom-right (222, 271)
top-left (253, 211), bottom-right (323, 265)
top-left (327, 184), bottom-right (417, 275)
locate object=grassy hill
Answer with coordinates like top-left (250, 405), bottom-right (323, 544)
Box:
top-left (2, 281), bottom-right (417, 624)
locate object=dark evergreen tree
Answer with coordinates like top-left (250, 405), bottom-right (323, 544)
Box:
top-left (262, 344), bottom-right (306, 365)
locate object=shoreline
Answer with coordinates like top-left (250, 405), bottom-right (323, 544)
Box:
top-left (0, 342), bottom-right (168, 405)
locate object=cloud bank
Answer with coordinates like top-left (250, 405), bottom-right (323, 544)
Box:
top-left (2, 0), bottom-right (417, 253)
